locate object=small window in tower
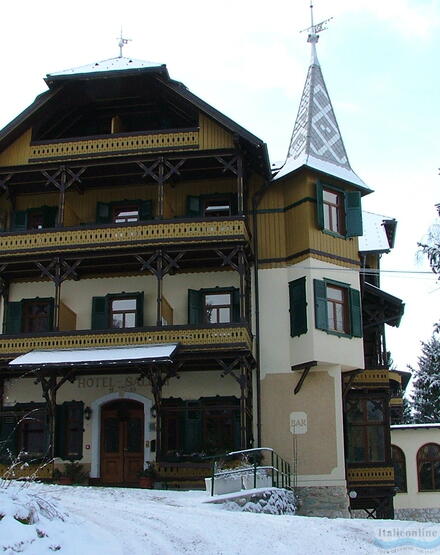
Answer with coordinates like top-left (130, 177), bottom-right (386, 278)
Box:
top-left (326, 284), bottom-right (349, 334)
top-left (323, 188), bottom-right (345, 234)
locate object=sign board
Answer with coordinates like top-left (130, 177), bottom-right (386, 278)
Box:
top-left (290, 411), bottom-right (307, 435)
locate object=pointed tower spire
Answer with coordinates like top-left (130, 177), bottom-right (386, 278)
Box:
top-left (275, 3), bottom-right (369, 191)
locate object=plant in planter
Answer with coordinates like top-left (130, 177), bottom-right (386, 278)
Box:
top-left (53, 462), bottom-right (88, 485)
top-left (138, 463), bottom-right (156, 489)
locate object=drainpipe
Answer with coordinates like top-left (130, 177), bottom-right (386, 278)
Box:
top-left (251, 179), bottom-right (271, 447)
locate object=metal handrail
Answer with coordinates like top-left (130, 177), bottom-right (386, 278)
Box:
top-left (206, 447), bottom-right (291, 496)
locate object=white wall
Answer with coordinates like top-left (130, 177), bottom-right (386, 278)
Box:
top-left (392, 426), bottom-right (440, 510)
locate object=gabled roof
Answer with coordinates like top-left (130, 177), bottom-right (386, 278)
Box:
top-left (0, 57), bottom-right (270, 175)
top-left (359, 211), bottom-right (397, 253)
top-left (273, 42), bottom-right (371, 193)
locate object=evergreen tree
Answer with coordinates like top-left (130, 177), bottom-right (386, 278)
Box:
top-left (401, 396), bottom-right (413, 424)
top-left (410, 333), bottom-right (440, 423)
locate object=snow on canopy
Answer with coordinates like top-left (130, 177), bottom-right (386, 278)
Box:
top-left (9, 343), bottom-right (178, 366)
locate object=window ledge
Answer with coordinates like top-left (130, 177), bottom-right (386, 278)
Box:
top-left (322, 229), bottom-right (349, 240)
top-left (322, 329), bottom-right (353, 339)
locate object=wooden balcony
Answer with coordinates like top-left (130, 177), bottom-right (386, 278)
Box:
top-left (346, 466), bottom-right (394, 487)
top-left (352, 369), bottom-right (390, 388)
top-left (29, 128), bottom-right (200, 162)
top-left (0, 324), bottom-right (253, 361)
top-left (0, 217), bottom-right (250, 258)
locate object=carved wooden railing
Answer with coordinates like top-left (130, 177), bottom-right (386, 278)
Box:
top-left (346, 466), bottom-right (394, 486)
top-left (0, 218), bottom-right (249, 256)
top-left (352, 370), bottom-right (390, 387)
top-left (29, 129), bottom-right (200, 161)
top-left (0, 324), bottom-right (253, 359)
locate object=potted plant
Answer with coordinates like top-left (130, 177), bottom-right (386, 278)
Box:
top-left (53, 462), bottom-right (88, 485)
top-left (139, 462), bottom-right (156, 489)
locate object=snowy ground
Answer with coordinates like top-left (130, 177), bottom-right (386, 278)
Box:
top-left (1, 482), bottom-right (440, 554)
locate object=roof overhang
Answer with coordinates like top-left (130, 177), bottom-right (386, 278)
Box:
top-left (363, 282), bottom-right (405, 328)
top-left (9, 343), bottom-right (179, 368)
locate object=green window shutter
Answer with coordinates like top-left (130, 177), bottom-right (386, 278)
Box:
top-left (139, 200), bottom-right (153, 221)
top-left (186, 196), bottom-right (201, 218)
top-left (349, 288), bottom-right (363, 337)
top-left (47, 298), bottom-right (55, 331)
top-left (91, 296), bottom-right (108, 329)
top-left (289, 277), bottom-right (307, 337)
top-left (135, 292), bottom-right (144, 327)
top-left (232, 288), bottom-right (240, 322)
top-left (345, 191), bottom-right (363, 237)
top-left (315, 182), bottom-right (324, 230)
top-left (5, 302), bottom-right (22, 334)
top-left (183, 403), bottom-right (202, 453)
top-left (314, 279), bottom-right (328, 330)
top-left (96, 202), bottom-right (111, 224)
top-left (42, 206), bottom-right (58, 228)
top-left (63, 401), bottom-right (84, 461)
top-left (0, 411), bottom-right (18, 463)
top-left (230, 194), bottom-right (238, 215)
top-left (12, 210), bottom-right (28, 231)
top-left (188, 289), bottom-right (202, 325)
top-left (55, 404), bottom-right (67, 458)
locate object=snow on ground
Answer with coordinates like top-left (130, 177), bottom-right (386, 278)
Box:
top-left (1, 482), bottom-right (440, 554)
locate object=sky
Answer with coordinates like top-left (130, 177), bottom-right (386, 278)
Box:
top-left (0, 0), bottom-right (438, 375)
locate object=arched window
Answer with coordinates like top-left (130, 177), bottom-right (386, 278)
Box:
top-left (417, 443), bottom-right (440, 491)
top-left (391, 445), bottom-right (407, 493)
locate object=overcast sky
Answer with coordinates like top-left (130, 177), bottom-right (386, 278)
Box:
top-left (1, 0), bottom-right (439, 375)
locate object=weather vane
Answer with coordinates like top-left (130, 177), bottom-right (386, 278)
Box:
top-left (300, 2), bottom-right (333, 43)
top-left (117, 28), bottom-right (132, 58)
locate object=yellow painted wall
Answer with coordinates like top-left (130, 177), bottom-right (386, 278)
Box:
top-left (199, 113), bottom-right (234, 150)
top-left (0, 129), bottom-right (32, 167)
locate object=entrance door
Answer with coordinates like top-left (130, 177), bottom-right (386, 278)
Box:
top-left (100, 400), bottom-right (144, 484)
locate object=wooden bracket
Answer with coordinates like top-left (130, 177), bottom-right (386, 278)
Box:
top-left (137, 158), bottom-right (185, 183)
top-left (136, 250), bottom-right (183, 279)
top-left (42, 166), bottom-right (86, 192)
top-left (291, 361), bottom-right (317, 395)
top-left (36, 257), bottom-right (81, 285)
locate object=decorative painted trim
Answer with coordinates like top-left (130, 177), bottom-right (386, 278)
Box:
top-left (259, 249), bottom-right (360, 267)
top-left (252, 197), bottom-right (316, 215)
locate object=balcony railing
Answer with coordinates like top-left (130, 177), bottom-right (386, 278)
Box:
top-left (29, 128), bottom-right (200, 162)
top-left (352, 370), bottom-right (389, 388)
top-left (346, 466), bottom-right (394, 486)
top-left (0, 218), bottom-right (250, 256)
top-left (0, 324), bottom-right (253, 359)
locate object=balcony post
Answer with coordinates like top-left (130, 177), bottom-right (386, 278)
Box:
top-left (237, 155), bottom-right (244, 216)
top-left (0, 273), bottom-right (9, 335)
top-left (41, 166), bottom-right (86, 228)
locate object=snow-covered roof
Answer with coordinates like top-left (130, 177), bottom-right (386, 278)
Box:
top-left (359, 211), bottom-right (396, 253)
top-left (47, 57), bottom-right (163, 78)
top-left (273, 43), bottom-right (371, 193)
top-left (9, 343), bottom-right (178, 366)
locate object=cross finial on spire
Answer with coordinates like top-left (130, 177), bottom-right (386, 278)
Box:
top-left (117, 27), bottom-right (132, 58)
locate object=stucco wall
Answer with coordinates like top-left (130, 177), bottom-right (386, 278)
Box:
top-left (261, 366), bottom-right (346, 487)
top-left (391, 426), bottom-right (440, 510)
top-left (258, 258), bottom-right (364, 375)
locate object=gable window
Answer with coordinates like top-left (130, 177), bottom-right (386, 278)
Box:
top-left (5, 298), bottom-right (54, 334)
top-left (314, 279), bottom-right (362, 337)
top-left (188, 288), bottom-right (240, 325)
top-left (186, 194), bottom-right (237, 218)
top-left (91, 292), bottom-right (144, 330)
top-left (417, 443), bottom-right (440, 491)
top-left (346, 398), bottom-right (386, 463)
top-left (392, 445), bottom-right (407, 493)
top-left (316, 183), bottom-right (363, 238)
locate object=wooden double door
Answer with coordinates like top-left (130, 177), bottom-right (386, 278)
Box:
top-left (101, 400), bottom-right (144, 484)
